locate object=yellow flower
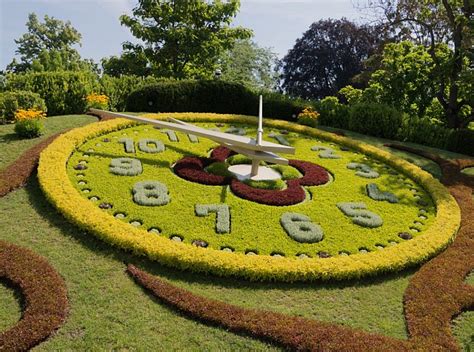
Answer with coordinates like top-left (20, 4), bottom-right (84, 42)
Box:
top-left (297, 107), bottom-right (319, 120)
top-left (14, 109), bottom-right (46, 122)
top-left (86, 93), bottom-right (109, 105)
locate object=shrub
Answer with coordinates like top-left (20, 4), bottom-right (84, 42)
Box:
top-left (6, 71), bottom-right (99, 115)
top-left (86, 93), bottom-right (109, 110)
top-left (14, 109), bottom-right (46, 138)
top-left (126, 80), bottom-right (304, 120)
top-left (397, 116), bottom-right (452, 149)
top-left (0, 90), bottom-right (46, 123)
top-left (14, 119), bottom-right (44, 138)
top-left (297, 107), bottom-right (319, 127)
top-left (316, 96), bottom-right (350, 129)
top-left (349, 103), bottom-right (403, 139)
top-left (99, 75), bottom-right (164, 111)
top-left (446, 129), bottom-right (474, 156)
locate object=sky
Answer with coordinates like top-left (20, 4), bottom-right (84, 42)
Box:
top-left (0, 0), bottom-right (363, 70)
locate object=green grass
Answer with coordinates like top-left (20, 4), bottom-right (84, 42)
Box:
top-left (0, 115), bottom-right (472, 350)
top-left (0, 115), bottom-right (97, 169)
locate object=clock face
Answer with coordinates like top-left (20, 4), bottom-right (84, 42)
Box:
top-left (39, 113), bottom-right (458, 281)
top-left (66, 119), bottom-right (436, 257)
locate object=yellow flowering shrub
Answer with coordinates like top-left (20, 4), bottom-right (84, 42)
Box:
top-left (14, 109), bottom-right (46, 138)
top-left (297, 107), bottom-right (319, 127)
top-left (38, 113), bottom-right (461, 281)
top-left (14, 109), bottom-right (46, 121)
top-left (86, 93), bottom-right (109, 110)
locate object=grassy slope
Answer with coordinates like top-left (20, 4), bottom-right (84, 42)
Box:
top-left (0, 115), bottom-right (97, 169)
top-left (0, 115), bottom-right (472, 351)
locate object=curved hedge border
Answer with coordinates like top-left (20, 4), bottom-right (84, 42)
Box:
top-left (38, 113), bottom-right (461, 281)
top-left (0, 241), bottom-right (68, 351)
top-left (128, 149), bottom-right (474, 351)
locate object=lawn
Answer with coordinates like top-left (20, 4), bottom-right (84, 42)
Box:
top-left (0, 114), bottom-right (472, 350)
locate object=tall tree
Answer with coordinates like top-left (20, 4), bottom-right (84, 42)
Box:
top-left (101, 51), bottom-right (151, 77)
top-left (120, 0), bottom-right (252, 79)
top-left (218, 39), bottom-right (279, 90)
top-left (359, 0), bottom-right (473, 128)
top-left (280, 18), bottom-right (384, 100)
top-left (7, 13), bottom-right (93, 73)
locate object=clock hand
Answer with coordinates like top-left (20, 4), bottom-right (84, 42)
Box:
top-left (89, 109), bottom-right (295, 156)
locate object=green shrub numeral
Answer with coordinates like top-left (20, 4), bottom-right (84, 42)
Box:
top-left (162, 130), bottom-right (178, 142)
top-left (311, 146), bottom-right (341, 159)
top-left (132, 181), bottom-right (170, 206)
top-left (280, 213), bottom-right (324, 243)
top-left (366, 183), bottom-right (398, 203)
top-left (118, 138), bottom-right (136, 153)
top-left (225, 126), bottom-right (246, 136)
top-left (119, 138), bottom-right (166, 153)
top-left (337, 202), bottom-right (383, 228)
top-left (195, 204), bottom-right (230, 234)
top-left (109, 158), bottom-right (142, 176)
top-left (188, 134), bottom-right (199, 143)
top-left (347, 162), bottom-right (379, 178)
top-left (138, 139), bottom-right (165, 153)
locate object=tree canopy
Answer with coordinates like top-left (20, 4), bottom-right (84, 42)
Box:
top-left (359, 0), bottom-right (473, 128)
top-left (7, 13), bottom-right (94, 73)
top-left (280, 18), bottom-right (383, 100)
top-left (218, 39), bottom-right (279, 90)
top-left (119, 0), bottom-right (252, 79)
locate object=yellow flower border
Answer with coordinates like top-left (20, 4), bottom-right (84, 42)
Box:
top-left (38, 113), bottom-right (461, 281)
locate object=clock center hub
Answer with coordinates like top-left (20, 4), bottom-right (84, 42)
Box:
top-left (228, 164), bottom-right (282, 181)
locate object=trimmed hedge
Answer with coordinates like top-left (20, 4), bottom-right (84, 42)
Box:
top-left (126, 80), bottom-right (305, 120)
top-left (6, 71), bottom-right (99, 116)
top-left (349, 103), bottom-right (403, 139)
top-left (0, 90), bottom-right (46, 122)
top-left (99, 75), bottom-right (164, 112)
top-left (315, 96), bottom-right (350, 129)
top-left (446, 129), bottom-right (474, 156)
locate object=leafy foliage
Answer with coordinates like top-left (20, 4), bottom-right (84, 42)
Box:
top-left (0, 90), bottom-right (46, 122)
top-left (280, 19), bottom-right (383, 99)
top-left (362, 0), bottom-right (473, 128)
top-left (120, 0), bottom-right (252, 79)
top-left (7, 13), bottom-right (95, 73)
top-left (349, 102), bottom-right (403, 139)
top-left (126, 79), bottom-right (304, 120)
top-left (6, 71), bottom-right (99, 115)
top-left (218, 38), bottom-right (279, 90)
top-left (14, 118), bottom-right (43, 138)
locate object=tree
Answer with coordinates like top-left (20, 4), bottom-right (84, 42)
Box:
top-left (359, 0), bottom-right (473, 128)
top-left (280, 18), bottom-right (384, 100)
top-left (7, 13), bottom-right (94, 73)
top-left (119, 0), bottom-right (252, 79)
top-left (101, 51), bottom-right (151, 77)
top-left (218, 39), bottom-right (279, 90)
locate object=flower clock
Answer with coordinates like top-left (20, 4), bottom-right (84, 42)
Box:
top-left (38, 113), bottom-right (460, 281)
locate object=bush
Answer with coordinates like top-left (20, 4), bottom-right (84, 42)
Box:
top-left (297, 107), bottom-right (319, 127)
top-left (6, 71), bottom-right (99, 115)
top-left (99, 75), bottom-right (164, 112)
top-left (85, 93), bottom-right (109, 110)
top-left (0, 90), bottom-right (47, 123)
top-left (446, 129), bottom-right (474, 156)
top-left (14, 118), bottom-right (43, 138)
top-left (315, 97), bottom-right (350, 129)
top-left (126, 80), bottom-right (304, 120)
top-left (397, 117), bottom-right (453, 149)
top-left (349, 103), bottom-right (403, 139)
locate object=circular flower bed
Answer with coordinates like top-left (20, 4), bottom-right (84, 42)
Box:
top-left (38, 113), bottom-right (460, 281)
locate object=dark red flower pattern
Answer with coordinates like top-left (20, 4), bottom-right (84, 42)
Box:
top-left (173, 147), bottom-right (330, 206)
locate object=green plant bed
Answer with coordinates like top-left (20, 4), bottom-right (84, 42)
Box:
top-left (0, 281), bottom-right (22, 332)
top-left (39, 113), bottom-right (460, 281)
